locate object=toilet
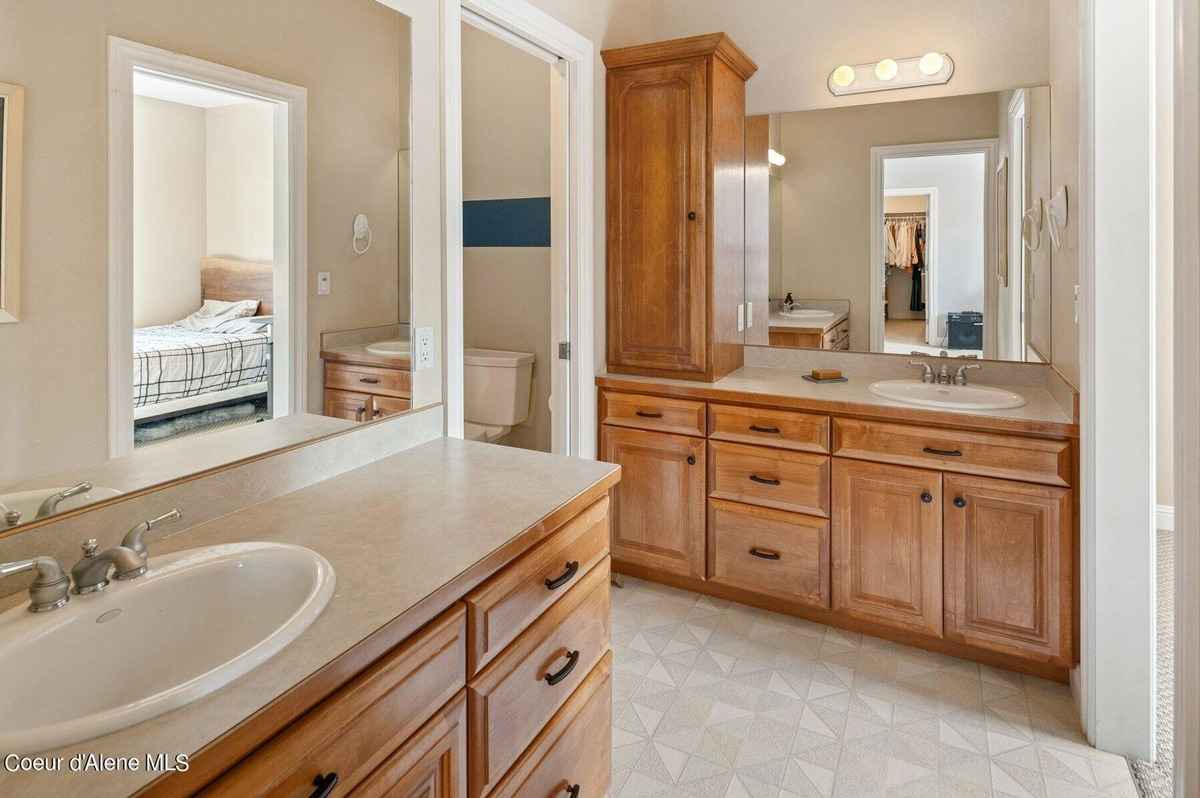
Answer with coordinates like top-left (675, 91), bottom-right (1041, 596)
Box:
top-left (463, 348), bottom-right (535, 443)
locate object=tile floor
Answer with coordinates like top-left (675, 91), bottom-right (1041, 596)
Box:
top-left (610, 576), bottom-right (1138, 798)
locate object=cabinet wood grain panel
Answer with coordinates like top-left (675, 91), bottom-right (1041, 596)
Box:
top-left (467, 559), bottom-right (611, 798)
top-left (944, 475), bottom-right (1073, 665)
top-left (204, 605), bottom-right (467, 797)
top-left (372, 395), bottom-right (412, 419)
top-left (707, 498), bottom-right (830, 608)
top-left (348, 690), bottom-right (467, 798)
top-left (601, 425), bottom-right (706, 578)
top-left (832, 459), bottom-right (943, 637)
top-left (601, 390), bottom-right (707, 437)
top-left (324, 389), bottom-right (373, 423)
top-left (487, 654), bottom-right (613, 798)
top-left (465, 497), bottom-right (610, 677)
top-left (709, 439), bottom-right (830, 517)
top-left (833, 417), bottom-right (1071, 487)
top-left (768, 328), bottom-right (822, 349)
top-left (708, 404), bottom-right (830, 453)
top-left (606, 58), bottom-right (708, 377)
top-left (326, 361), bottom-right (412, 399)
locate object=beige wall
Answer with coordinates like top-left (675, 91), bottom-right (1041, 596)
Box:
top-left (0, 0), bottom-right (410, 485)
top-left (205, 102), bottom-right (274, 262)
top-left (1049, 0), bottom-right (1082, 387)
top-left (461, 23), bottom-right (552, 452)
top-left (132, 96), bottom-right (206, 328)
top-left (777, 93), bottom-right (999, 351)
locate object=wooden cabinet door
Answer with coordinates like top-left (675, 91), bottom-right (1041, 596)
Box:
top-left (601, 425), bottom-right (706, 578)
top-left (944, 474), bottom-right (1073, 665)
top-left (606, 59), bottom-right (708, 377)
top-left (325, 388), bottom-right (372, 422)
top-left (350, 692), bottom-right (467, 798)
top-left (832, 459), bottom-right (943, 636)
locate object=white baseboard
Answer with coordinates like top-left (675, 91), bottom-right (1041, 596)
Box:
top-left (1157, 504), bottom-right (1176, 531)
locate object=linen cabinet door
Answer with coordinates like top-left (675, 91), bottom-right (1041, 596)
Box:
top-left (349, 693), bottom-right (467, 798)
top-left (944, 474), bottom-right (1073, 666)
top-left (601, 425), bottom-right (706, 578)
top-left (832, 459), bottom-right (943, 636)
top-left (606, 59), bottom-right (708, 377)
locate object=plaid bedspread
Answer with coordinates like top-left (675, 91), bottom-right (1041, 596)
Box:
top-left (133, 325), bottom-right (270, 408)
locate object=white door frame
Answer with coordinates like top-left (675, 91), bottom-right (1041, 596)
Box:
top-left (1006, 89), bottom-right (1029, 361)
top-left (106, 37), bottom-right (307, 459)
top-left (442, 0), bottom-right (596, 458)
top-left (870, 139), bottom-right (997, 357)
top-left (882, 186), bottom-right (939, 346)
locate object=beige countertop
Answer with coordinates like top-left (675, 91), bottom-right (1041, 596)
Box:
top-left (320, 341), bottom-right (412, 370)
top-left (0, 438), bottom-right (618, 797)
top-left (598, 366), bottom-right (1076, 437)
top-left (767, 310), bottom-right (849, 332)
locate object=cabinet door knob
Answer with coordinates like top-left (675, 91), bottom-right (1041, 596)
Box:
top-left (310, 773), bottom-right (339, 798)
top-left (687, 211), bottom-right (697, 220)
top-left (565, 785), bottom-right (581, 798)
top-left (921, 491), bottom-right (934, 504)
top-left (954, 497), bottom-right (967, 508)
top-left (687, 455), bottom-right (696, 465)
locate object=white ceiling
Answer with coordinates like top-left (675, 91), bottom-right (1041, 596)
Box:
top-left (133, 71), bottom-right (259, 109)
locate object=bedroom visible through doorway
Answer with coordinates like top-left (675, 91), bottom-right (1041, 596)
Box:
top-left (130, 72), bottom-right (278, 449)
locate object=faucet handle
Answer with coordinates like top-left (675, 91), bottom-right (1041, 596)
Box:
top-left (122, 508), bottom-right (182, 561)
top-left (907, 361), bottom-right (935, 383)
top-left (954, 364), bottom-right (982, 385)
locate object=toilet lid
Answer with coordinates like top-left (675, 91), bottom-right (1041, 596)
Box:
top-left (464, 421), bottom-right (507, 441)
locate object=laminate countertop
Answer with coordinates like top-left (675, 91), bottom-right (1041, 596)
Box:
top-left (0, 439), bottom-right (619, 797)
top-left (766, 310), bottom-right (848, 333)
top-left (320, 341), bottom-right (412, 370)
top-left (598, 366), bottom-right (1077, 438)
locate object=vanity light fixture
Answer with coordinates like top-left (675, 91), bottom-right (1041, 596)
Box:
top-left (827, 52), bottom-right (955, 97)
top-left (767, 148), bottom-right (787, 167)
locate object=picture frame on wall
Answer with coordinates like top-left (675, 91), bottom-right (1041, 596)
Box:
top-left (1, 80), bottom-right (25, 323)
top-left (996, 156), bottom-right (1009, 289)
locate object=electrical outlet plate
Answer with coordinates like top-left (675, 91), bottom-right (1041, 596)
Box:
top-left (415, 327), bottom-right (434, 370)
top-left (317, 272), bottom-right (331, 296)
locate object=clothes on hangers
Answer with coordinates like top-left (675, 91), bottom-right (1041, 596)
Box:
top-left (883, 215), bottom-right (925, 270)
top-left (910, 224), bottom-right (926, 312)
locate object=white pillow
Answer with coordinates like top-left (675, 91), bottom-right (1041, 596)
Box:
top-left (210, 315), bottom-right (273, 335)
top-left (175, 299), bottom-right (260, 331)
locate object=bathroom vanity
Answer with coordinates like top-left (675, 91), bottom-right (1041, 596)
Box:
top-left (320, 343), bottom-right (413, 422)
top-left (596, 369), bottom-right (1077, 681)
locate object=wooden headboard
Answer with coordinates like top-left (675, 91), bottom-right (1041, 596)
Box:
top-left (200, 257), bottom-right (273, 316)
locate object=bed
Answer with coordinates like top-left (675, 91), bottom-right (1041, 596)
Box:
top-left (133, 258), bottom-right (274, 422)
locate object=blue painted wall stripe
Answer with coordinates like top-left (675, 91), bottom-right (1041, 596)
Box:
top-left (463, 197), bottom-right (551, 247)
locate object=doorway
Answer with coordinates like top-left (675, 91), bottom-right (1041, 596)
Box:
top-left (107, 38), bottom-right (306, 458)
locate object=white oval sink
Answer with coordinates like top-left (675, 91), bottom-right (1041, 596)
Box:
top-left (869, 379), bottom-right (1027, 411)
top-left (778, 309), bottom-right (835, 321)
top-left (0, 486), bottom-right (124, 525)
top-left (365, 339), bottom-right (410, 358)
top-left (0, 542), bottom-right (335, 754)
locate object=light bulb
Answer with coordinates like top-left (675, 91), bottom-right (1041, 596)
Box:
top-left (919, 52), bottom-right (945, 76)
top-left (874, 58), bottom-right (899, 81)
top-left (831, 65), bottom-right (856, 88)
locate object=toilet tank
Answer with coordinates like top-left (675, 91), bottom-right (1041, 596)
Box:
top-left (463, 348), bottom-right (535, 426)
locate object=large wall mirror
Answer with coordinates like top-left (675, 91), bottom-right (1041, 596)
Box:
top-left (0, 1), bottom-right (435, 534)
top-left (744, 85), bottom-right (1054, 364)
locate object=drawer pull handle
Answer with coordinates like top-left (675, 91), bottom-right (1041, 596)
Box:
top-left (636, 410), bottom-right (663, 418)
top-left (545, 561), bottom-right (580, 591)
top-left (749, 547), bottom-right (781, 561)
top-left (922, 446), bottom-right (963, 457)
top-left (545, 650), bottom-right (580, 686)
top-left (749, 424), bottom-right (781, 434)
top-left (359, 377), bottom-right (381, 384)
top-left (921, 491), bottom-right (934, 504)
top-left (310, 772), bottom-right (339, 798)
top-left (954, 496), bottom-right (967, 508)
top-left (749, 474), bottom-right (781, 486)
top-left (565, 785), bottom-right (581, 798)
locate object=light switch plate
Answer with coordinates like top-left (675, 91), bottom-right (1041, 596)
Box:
top-left (415, 327), bottom-right (434, 370)
top-left (737, 303), bottom-right (745, 333)
top-left (317, 272), bottom-right (331, 296)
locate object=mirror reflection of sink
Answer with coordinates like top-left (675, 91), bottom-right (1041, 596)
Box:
top-left (0, 486), bottom-right (123, 526)
top-left (0, 542), bottom-right (335, 754)
top-left (868, 379), bottom-right (1027, 411)
top-left (365, 339), bottom-right (410, 358)
top-left (778, 308), bottom-right (835, 321)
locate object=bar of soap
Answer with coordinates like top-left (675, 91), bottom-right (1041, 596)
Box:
top-left (811, 368), bottom-right (843, 381)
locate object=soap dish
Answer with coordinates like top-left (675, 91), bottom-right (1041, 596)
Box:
top-left (802, 375), bottom-right (849, 384)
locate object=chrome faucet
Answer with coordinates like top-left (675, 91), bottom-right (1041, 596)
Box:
top-left (0, 556), bottom-right (70, 612)
top-left (954, 364), bottom-right (982, 385)
top-left (34, 481), bottom-right (93, 520)
top-left (69, 508), bottom-right (181, 594)
top-left (908, 361), bottom-right (935, 383)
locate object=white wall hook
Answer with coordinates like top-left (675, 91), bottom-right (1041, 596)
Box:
top-left (1021, 198), bottom-right (1044, 252)
top-left (1047, 186), bottom-right (1069, 250)
top-left (352, 213), bottom-right (372, 255)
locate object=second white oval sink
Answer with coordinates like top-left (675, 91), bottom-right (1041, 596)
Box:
top-left (365, 339), bottom-right (410, 358)
top-left (869, 379), bottom-right (1027, 411)
top-left (0, 542), bottom-right (335, 754)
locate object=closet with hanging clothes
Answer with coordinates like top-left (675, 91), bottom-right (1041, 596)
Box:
top-left (882, 205), bottom-right (928, 331)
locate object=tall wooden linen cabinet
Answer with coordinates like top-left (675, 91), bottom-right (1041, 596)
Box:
top-left (602, 34), bottom-right (758, 381)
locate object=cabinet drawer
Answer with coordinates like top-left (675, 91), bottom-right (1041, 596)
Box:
top-left (326, 361), bottom-right (412, 398)
top-left (709, 440), bottom-right (830, 517)
top-left (467, 558), bottom-right (611, 798)
top-left (601, 391), bottom-right (706, 436)
top-left (466, 497), bottom-right (610, 677)
top-left (822, 319), bottom-right (849, 349)
top-left (488, 653), bottom-right (613, 798)
top-left (205, 604), bottom-right (467, 797)
top-left (708, 499), bottom-right (830, 608)
top-left (708, 404), bottom-right (830, 453)
top-left (832, 417), bottom-right (1071, 487)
